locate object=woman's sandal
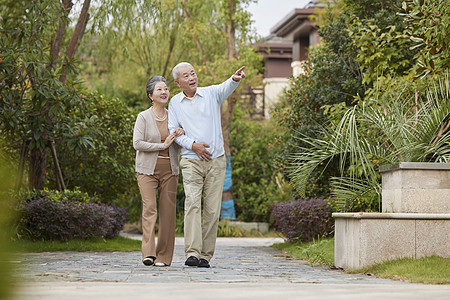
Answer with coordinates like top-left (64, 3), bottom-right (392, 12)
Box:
top-left (142, 256), bottom-right (155, 266)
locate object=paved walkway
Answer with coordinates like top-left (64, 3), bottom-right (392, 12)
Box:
top-left (12, 234), bottom-right (450, 300)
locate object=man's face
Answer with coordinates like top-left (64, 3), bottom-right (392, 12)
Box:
top-left (175, 65), bottom-right (198, 97)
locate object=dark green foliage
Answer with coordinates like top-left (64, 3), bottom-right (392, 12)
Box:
top-left (319, 11), bottom-right (356, 62)
top-left (341, 0), bottom-right (403, 22)
top-left (324, 0), bottom-right (415, 84)
top-left (0, 0), bottom-right (94, 190)
top-left (16, 189), bottom-right (127, 241)
top-left (271, 198), bottom-right (334, 242)
top-left (401, 0), bottom-right (450, 78)
top-left (289, 75), bottom-right (450, 212)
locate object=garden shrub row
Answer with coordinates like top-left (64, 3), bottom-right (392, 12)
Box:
top-left (271, 198), bottom-right (334, 242)
top-left (16, 189), bottom-right (127, 241)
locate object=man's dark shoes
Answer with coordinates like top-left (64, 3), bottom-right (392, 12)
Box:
top-left (185, 256), bottom-right (199, 266)
top-left (198, 258), bottom-right (210, 268)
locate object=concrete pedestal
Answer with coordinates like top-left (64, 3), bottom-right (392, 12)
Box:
top-left (380, 162), bottom-right (450, 213)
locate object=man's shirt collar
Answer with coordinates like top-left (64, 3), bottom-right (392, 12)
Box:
top-left (180, 89), bottom-right (203, 102)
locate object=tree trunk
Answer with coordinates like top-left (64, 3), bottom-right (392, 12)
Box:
top-left (222, 0), bottom-right (237, 156)
top-left (219, 0), bottom-right (238, 220)
top-left (59, 0), bottom-right (91, 84)
top-left (162, 24), bottom-right (179, 78)
top-left (225, 0), bottom-right (236, 60)
top-left (15, 141), bottom-right (29, 190)
top-left (29, 148), bottom-right (48, 190)
top-left (50, 0), bottom-right (73, 64)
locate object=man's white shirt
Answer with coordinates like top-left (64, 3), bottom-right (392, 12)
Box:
top-left (168, 77), bottom-right (239, 160)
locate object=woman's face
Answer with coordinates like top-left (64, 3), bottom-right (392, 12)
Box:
top-left (149, 81), bottom-right (169, 105)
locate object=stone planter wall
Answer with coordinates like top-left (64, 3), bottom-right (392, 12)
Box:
top-left (333, 162), bottom-right (450, 270)
top-left (334, 213), bottom-right (450, 269)
top-left (229, 221), bottom-right (269, 233)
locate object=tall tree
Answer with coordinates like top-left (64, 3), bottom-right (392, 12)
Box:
top-left (86, 1), bottom-right (186, 105)
top-left (0, 0), bottom-right (92, 190)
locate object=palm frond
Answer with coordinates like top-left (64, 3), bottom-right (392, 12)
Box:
top-left (290, 106), bottom-right (381, 197)
top-left (330, 176), bottom-right (381, 212)
top-left (289, 73), bottom-right (449, 207)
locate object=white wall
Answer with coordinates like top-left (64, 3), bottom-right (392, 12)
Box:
top-left (263, 77), bottom-right (290, 118)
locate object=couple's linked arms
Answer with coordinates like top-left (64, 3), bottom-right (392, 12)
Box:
top-left (163, 128), bottom-right (184, 149)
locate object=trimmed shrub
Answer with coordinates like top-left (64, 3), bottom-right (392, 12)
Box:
top-left (271, 198), bottom-right (334, 242)
top-left (16, 189), bottom-right (127, 241)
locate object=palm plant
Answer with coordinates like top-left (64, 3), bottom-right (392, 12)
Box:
top-left (289, 75), bottom-right (450, 212)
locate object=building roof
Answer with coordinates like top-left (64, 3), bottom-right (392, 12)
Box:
top-left (270, 8), bottom-right (317, 40)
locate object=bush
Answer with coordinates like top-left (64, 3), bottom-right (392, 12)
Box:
top-left (55, 91), bottom-right (137, 203)
top-left (271, 198), bottom-right (334, 242)
top-left (16, 189), bottom-right (127, 241)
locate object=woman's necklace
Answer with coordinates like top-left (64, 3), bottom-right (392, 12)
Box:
top-left (152, 107), bottom-right (167, 121)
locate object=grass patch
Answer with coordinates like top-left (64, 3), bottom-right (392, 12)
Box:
top-left (348, 256), bottom-right (450, 285)
top-left (272, 237), bottom-right (334, 267)
top-left (11, 236), bottom-right (141, 252)
top-left (272, 237), bottom-right (450, 284)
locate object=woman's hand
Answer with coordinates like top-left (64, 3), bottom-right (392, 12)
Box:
top-left (174, 127), bottom-right (184, 137)
top-left (163, 132), bottom-right (177, 148)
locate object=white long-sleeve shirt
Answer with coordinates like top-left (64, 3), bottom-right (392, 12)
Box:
top-left (168, 77), bottom-right (239, 160)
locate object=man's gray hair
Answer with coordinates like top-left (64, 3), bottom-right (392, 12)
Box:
top-left (172, 62), bottom-right (194, 81)
top-left (146, 76), bottom-right (167, 99)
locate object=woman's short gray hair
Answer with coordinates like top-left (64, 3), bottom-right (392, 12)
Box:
top-left (172, 62), bottom-right (194, 81)
top-left (146, 76), bottom-right (167, 99)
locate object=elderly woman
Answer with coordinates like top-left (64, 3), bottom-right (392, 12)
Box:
top-left (133, 76), bottom-right (183, 267)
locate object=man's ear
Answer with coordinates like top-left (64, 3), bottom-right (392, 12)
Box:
top-left (175, 80), bottom-right (181, 88)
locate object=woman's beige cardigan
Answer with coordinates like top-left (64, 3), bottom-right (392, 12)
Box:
top-left (133, 108), bottom-right (180, 176)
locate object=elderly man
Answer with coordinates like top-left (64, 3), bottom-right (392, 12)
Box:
top-left (168, 63), bottom-right (245, 268)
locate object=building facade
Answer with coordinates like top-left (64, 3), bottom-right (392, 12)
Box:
top-left (252, 1), bottom-right (324, 118)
